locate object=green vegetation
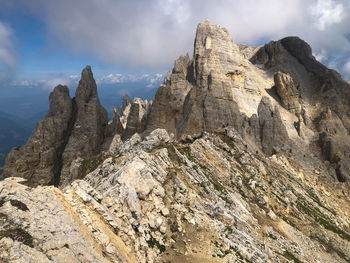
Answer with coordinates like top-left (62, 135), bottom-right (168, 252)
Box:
top-left (0, 228), bottom-right (34, 248)
top-left (225, 226), bottom-right (233, 234)
top-left (80, 153), bottom-right (108, 178)
top-left (177, 145), bottom-right (193, 161)
top-left (0, 212), bottom-right (7, 220)
top-left (306, 190), bottom-right (336, 216)
top-left (282, 250), bottom-right (304, 263)
top-left (0, 198), bottom-right (5, 207)
top-left (297, 196), bottom-right (350, 242)
top-left (10, 200), bottom-right (29, 211)
top-left (145, 231), bottom-right (165, 253)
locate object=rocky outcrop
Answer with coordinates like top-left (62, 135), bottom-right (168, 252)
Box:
top-left (146, 20), bottom-right (288, 156)
top-left (0, 177), bottom-right (107, 263)
top-left (111, 96), bottom-right (151, 140)
top-left (3, 66), bottom-right (108, 187)
top-left (251, 36), bottom-right (350, 180)
top-left (3, 85), bottom-right (73, 186)
top-left (257, 97), bottom-right (289, 155)
top-left (122, 98), bottom-right (150, 140)
top-left (2, 128), bottom-right (350, 262)
top-left (274, 71), bottom-right (301, 114)
top-left (59, 66), bottom-right (108, 186)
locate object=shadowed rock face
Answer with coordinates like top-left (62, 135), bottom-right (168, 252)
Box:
top-left (3, 85), bottom-right (73, 186)
top-left (251, 36), bottom-right (350, 181)
top-left (59, 66), bottom-right (108, 186)
top-left (3, 66), bottom-right (108, 187)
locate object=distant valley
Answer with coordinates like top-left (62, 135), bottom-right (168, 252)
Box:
top-left (0, 80), bottom-right (160, 174)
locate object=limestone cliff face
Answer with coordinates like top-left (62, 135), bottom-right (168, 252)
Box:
top-left (59, 66), bottom-right (108, 186)
top-left (2, 129), bottom-right (350, 263)
top-left (2, 20), bottom-right (350, 263)
top-left (3, 85), bottom-right (73, 186)
top-left (3, 66), bottom-right (108, 187)
top-left (146, 21), bottom-right (289, 156)
top-left (111, 96), bottom-right (151, 140)
top-left (5, 21), bottom-right (350, 187)
top-left (251, 37), bottom-right (350, 180)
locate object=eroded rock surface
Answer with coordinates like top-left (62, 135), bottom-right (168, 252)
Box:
top-left (4, 66), bottom-right (108, 187)
top-left (2, 129), bottom-right (350, 262)
top-left (3, 85), bottom-right (73, 186)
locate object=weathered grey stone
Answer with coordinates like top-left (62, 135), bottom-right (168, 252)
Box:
top-left (274, 72), bottom-right (301, 114)
top-left (59, 66), bottom-right (108, 186)
top-left (3, 85), bottom-right (73, 186)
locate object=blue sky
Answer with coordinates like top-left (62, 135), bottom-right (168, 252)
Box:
top-left (0, 0), bottom-right (350, 94)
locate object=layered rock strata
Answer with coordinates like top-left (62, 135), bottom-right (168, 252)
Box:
top-left (3, 66), bottom-right (108, 187)
top-left (1, 129), bottom-right (350, 262)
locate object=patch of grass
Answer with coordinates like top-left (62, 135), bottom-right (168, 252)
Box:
top-left (177, 146), bottom-right (194, 161)
top-left (0, 198), bottom-right (5, 207)
top-left (0, 228), bottom-right (34, 248)
top-left (281, 215), bottom-right (297, 228)
top-left (225, 226), bottom-right (233, 234)
top-left (296, 197), bottom-right (350, 242)
top-left (10, 200), bottom-right (29, 211)
top-left (186, 206), bottom-right (194, 214)
top-left (307, 190), bottom-right (336, 216)
top-left (145, 231), bottom-right (165, 253)
top-left (80, 152), bottom-right (108, 178)
top-left (0, 212), bottom-right (7, 221)
top-left (210, 178), bottom-right (224, 192)
top-left (282, 250), bottom-right (304, 263)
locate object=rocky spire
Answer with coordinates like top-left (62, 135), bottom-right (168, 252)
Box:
top-left (3, 85), bottom-right (73, 186)
top-left (122, 94), bottom-right (131, 111)
top-left (59, 66), bottom-right (108, 186)
top-left (3, 66), bottom-right (109, 187)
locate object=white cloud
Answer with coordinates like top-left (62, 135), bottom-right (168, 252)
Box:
top-left (20, 0), bottom-right (350, 71)
top-left (314, 49), bottom-right (328, 62)
top-left (0, 22), bottom-right (16, 84)
top-left (310, 0), bottom-right (344, 31)
top-left (8, 0), bottom-right (350, 82)
top-left (11, 72), bottom-right (164, 91)
top-left (10, 74), bottom-right (80, 91)
top-left (99, 72), bottom-right (163, 88)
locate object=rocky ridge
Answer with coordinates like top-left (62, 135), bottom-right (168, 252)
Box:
top-left (1, 20), bottom-right (350, 262)
top-left (1, 128), bottom-right (350, 262)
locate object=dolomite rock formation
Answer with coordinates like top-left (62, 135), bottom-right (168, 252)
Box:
top-left (146, 20), bottom-right (290, 156)
top-left (111, 96), bottom-right (151, 140)
top-left (1, 129), bottom-right (350, 263)
top-left (3, 66), bottom-right (108, 187)
top-left (251, 36), bottom-right (350, 180)
top-left (3, 85), bottom-right (73, 186)
top-left (274, 71), bottom-right (301, 114)
top-left (59, 66), bottom-right (108, 186)
top-left (2, 20), bottom-right (350, 263)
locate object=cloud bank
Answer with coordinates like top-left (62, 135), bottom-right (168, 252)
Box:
top-left (8, 0), bottom-right (350, 81)
top-left (10, 72), bottom-right (163, 91)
